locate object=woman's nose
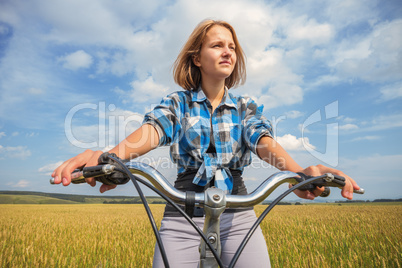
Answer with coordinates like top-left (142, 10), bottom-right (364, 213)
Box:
top-left (222, 46), bottom-right (232, 57)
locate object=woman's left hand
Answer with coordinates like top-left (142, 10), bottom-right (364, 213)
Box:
top-left (291, 164), bottom-right (360, 200)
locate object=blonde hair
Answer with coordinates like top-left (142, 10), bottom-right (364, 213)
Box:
top-left (173, 19), bottom-right (246, 91)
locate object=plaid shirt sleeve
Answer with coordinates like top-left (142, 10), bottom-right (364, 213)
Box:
top-left (142, 92), bottom-right (182, 146)
top-left (242, 97), bottom-right (274, 156)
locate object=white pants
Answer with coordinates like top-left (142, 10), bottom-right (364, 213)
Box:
top-left (152, 209), bottom-right (271, 267)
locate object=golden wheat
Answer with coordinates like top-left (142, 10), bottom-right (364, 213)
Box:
top-left (0, 204), bottom-right (400, 267)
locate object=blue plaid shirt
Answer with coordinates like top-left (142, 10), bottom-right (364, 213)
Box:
top-left (143, 87), bottom-right (273, 193)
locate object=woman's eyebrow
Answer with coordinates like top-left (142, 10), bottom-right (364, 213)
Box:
top-left (209, 39), bottom-right (235, 46)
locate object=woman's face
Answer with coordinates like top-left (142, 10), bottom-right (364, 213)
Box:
top-left (194, 25), bottom-right (237, 84)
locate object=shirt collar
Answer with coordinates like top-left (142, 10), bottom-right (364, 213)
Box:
top-left (191, 86), bottom-right (237, 109)
top-left (191, 86), bottom-right (207, 103)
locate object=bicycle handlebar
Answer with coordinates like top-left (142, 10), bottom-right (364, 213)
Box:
top-left (49, 161), bottom-right (365, 207)
top-left (49, 158), bottom-right (364, 268)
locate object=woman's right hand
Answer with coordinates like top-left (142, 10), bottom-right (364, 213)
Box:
top-left (51, 149), bottom-right (104, 188)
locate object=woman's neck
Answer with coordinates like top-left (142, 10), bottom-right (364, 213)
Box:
top-left (201, 79), bottom-right (225, 111)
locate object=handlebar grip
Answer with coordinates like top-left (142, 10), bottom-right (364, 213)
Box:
top-left (49, 169), bottom-right (85, 184)
top-left (69, 165), bottom-right (111, 184)
top-left (71, 169), bottom-right (85, 184)
top-left (49, 165), bottom-right (117, 185)
top-left (82, 165), bottom-right (110, 178)
top-left (354, 188), bottom-right (365, 194)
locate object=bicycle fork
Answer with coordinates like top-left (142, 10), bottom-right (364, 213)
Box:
top-left (200, 187), bottom-right (226, 268)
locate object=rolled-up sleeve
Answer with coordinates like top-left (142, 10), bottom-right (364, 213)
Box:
top-left (142, 93), bottom-right (182, 146)
top-left (242, 98), bottom-right (273, 155)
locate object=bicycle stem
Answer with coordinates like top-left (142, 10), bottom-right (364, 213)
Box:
top-left (200, 187), bottom-right (226, 268)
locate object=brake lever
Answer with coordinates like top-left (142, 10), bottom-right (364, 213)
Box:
top-left (295, 173), bottom-right (346, 191)
top-left (293, 173), bottom-right (346, 197)
top-left (94, 153), bottom-right (130, 185)
top-left (68, 153), bottom-right (130, 185)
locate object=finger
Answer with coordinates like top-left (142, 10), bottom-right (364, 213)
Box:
top-left (302, 165), bottom-right (321, 177)
top-left (290, 183), bottom-right (316, 200)
top-left (341, 175), bottom-right (355, 200)
top-left (60, 151), bottom-right (94, 186)
top-left (293, 189), bottom-right (315, 200)
top-left (312, 186), bottom-right (325, 197)
top-left (329, 169), bottom-right (356, 200)
top-left (52, 160), bottom-right (71, 184)
top-left (60, 159), bottom-right (82, 186)
top-left (84, 150), bottom-right (103, 187)
top-left (100, 184), bottom-right (117, 193)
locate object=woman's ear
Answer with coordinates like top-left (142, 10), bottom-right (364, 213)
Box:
top-left (192, 54), bottom-right (201, 67)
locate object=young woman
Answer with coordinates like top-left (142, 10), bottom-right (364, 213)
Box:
top-left (52, 19), bottom-right (361, 267)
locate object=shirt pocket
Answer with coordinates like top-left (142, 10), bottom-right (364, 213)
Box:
top-left (218, 121), bottom-right (242, 145)
top-left (180, 116), bottom-right (210, 151)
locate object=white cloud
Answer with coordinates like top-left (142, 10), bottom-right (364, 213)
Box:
top-left (0, 2), bottom-right (398, 111)
top-left (325, 153), bottom-right (402, 199)
top-left (379, 82), bottom-right (402, 101)
top-left (129, 76), bottom-right (170, 103)
top-left (58, 50), bottom-right (93, 70)
top-left (286, 18), bottom-right (334, 45)
top-left (336, 114), bottom-right (402, 134)
top-left (4, 0), bottom-right (399, 113)
top-left (38, 161), bottom-right (64, 175)
top-left (25, 132), bottom-right (38, 138)
top-left (284, 110), bottom-right (303, 119)
top-left (324, 0), bottom-right (379, 28)
top-left (306, 75), bottom-right (342, 90)
top-left (28, 87), bottom-right (45, 95)
top-left (340, 154), bottom-right (402, 174)
top-left (339, 124), bottom-right (359, 131)
top-left (64, 107), bottom-right (144, 151)
top-left (0, 24), bottom-right (10, 35)
top-left (0, 145), bottom-right (31, 160)
top-left (0, 132), bottom-right (5, 138)
top-left (276, 134), bottom-right (316, 151)
top-left (35, 0), bottom-right (162, 46)
top-left (350, 136), bottom-right (380, 142)
top-left (258, 84), bottom-right (303, 109)
top-left (362, 114), bottom-right (402, 132)
top-left (342, 117), bottom-right (356, 123)
top-left (339, 154), bottom-right (402, 196)
top-left (13, 180), bottom-right (30, 188)
top-left (332, 19), bottom-right (402, 82)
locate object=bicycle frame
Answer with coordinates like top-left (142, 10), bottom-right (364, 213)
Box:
top-left (50, 161), bottom-right (364, 268)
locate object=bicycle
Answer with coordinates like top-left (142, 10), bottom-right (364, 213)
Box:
top-left (50, 153), bottom-right (364, 268)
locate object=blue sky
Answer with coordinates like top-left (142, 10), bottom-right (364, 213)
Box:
top-left (0, 0), bottom-right (401, 201)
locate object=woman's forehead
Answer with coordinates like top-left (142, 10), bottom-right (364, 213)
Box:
top-left (205, 25), bottom-right (234, 42)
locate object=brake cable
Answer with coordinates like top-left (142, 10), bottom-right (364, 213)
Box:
top-left (108, 155), bottom-right (224, 268)
top-left (228, 174), bottom-right (336, 268)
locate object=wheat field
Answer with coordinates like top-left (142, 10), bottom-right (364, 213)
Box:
top-left (0, 203), bottom-right (400, 267)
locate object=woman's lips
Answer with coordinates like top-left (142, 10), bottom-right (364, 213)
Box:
top-left (220, 60), bottom-right (231, 65)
